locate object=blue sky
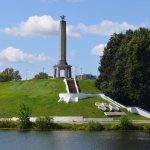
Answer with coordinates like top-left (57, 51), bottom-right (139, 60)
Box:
top-left (0, 0), bottom-right (150, 79)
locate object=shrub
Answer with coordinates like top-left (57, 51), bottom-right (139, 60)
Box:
top-left (119, 116), bottom-right (134, 130)
top-left (0, 121), bottom-right (17, 128)
top-left (33, 72), bottom-right (49, 80)
top-left (86, 122), bottom-right (104, 131)
top-left (34, 116), bottom-right (57, 130)
top-left (18, 104), bottom-right (32, 129)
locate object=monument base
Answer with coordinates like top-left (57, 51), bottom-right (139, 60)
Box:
top-left (53, 64), bottom-right (72, 79)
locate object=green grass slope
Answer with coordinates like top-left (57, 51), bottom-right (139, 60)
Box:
top-left (0, 79), bottom-right (101, 118)
top-left (0, 79), bottom-right (100, 117)
top-left (0, 79), bottom-right (66, 117)
top-left (77, 80), bottom-right (100, 93)
top-left (0, 79), bottom-right (148, 120)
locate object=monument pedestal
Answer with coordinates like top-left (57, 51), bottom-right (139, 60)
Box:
top-left (53, 64), bottom-right (72, 78)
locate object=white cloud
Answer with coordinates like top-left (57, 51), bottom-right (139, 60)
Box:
top-left (1, 16), bottom-right (59, 37)
top-left (67, 25), bottom-right (81, 37)
top-left (0, 16), bottom-right (141, 38)
top-left (0, 15), bottom-right (80, 37)
top-left (0, 47), bottom-right (47, 63)
top-left (77, 20), bottom-right (137, 36)
top-left (91, 44), bottom-right (106, 56)
top-left (37, 53), bottom-right (47, 61)
top-left (0, 62), bottom-right (4, 66)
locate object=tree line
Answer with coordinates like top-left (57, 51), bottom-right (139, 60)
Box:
top-left (0, 68), bottom-right (51, 82)
top-left (96, 28), bottom-right (150, 111)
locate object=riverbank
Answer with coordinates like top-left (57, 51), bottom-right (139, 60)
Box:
top-left (0, 119), bottom-right (150, 131)
top-left (1, 116), bottom-right (150, 124)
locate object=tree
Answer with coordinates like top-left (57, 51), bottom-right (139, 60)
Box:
top-left (18, 104), bottom-right (32, 129)
top-left (0, 68), bottom-right (21, 82)
top-left (96, 28), bottom-right (150, 111)
top-left (33, 72), bottom-right (49, 79)
top-left (13, 70), bottom-right (22, 81)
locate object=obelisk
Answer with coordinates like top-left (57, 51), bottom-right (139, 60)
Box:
top-left (59, 15), bottom-right (67, 65)
top-left (53, 15), bottom-right (72, 79)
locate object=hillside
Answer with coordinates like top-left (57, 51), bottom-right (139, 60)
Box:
top-left (0, 79), bottom-right (99, 117)
top-left (77, 80), bottom-right (100, 93)
top-left (0, 79), bottom-right (147, 120)
top-left (0, 79), bottom-right (66, 117)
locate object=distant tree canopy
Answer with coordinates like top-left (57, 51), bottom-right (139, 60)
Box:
top-left (96, 28), bottom-right (150, 111)
top-left (0, 68), bottom-right (22, 82)
top-left (33, 72), bottom-right (49, 79)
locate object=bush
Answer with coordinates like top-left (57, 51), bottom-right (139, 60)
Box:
top-left (33, 72), bottom-right (49, 80)
top-left (18, 104), bottom-right (32, 129)
top-left (34, 116), bottom-right (57, 130)
top-left (0, 121), bottom-right (17, 128)
top-left (86, 122), bottom-right (104, 131)
top-left (119, 116), bottom-right (134, 130)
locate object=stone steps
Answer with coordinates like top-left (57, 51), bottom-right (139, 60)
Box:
top-left (67, 79), bottom-right (77, 93)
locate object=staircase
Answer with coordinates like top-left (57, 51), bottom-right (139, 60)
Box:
top-left (66, 79), bottom-right (77, 93)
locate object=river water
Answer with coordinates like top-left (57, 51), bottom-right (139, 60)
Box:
top-left (0, 130), bottom-right (149, 150)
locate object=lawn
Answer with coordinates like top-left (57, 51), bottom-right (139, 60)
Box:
top-left (0, 79), bottom-right (66, 117)
top-left (0, 79), bottom-right (103, 118)
top-left (77, 80), bottom-right (100, 93)
top-left (0, 79), bottom-right (104, 118)
top-left (0, 79), bottom-right (149, 120)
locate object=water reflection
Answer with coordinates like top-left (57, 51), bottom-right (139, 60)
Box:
top-left (0, 131), bottom-right (149, 150)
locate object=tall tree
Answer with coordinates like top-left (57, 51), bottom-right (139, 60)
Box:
top-left (96, 28), bottom-right (150, 110)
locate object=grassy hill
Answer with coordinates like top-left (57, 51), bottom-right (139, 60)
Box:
top-left (0, 79), bottom-right (99, 117)
top-left (0, 79), bottom-right (66, 117)
top-left (0, 79), bottom-right (148, 120)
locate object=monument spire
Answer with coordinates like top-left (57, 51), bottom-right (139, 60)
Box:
top-left (59, 15), bottom-right (67, 65)
top-left (53, 16), bottom-right (72, 79)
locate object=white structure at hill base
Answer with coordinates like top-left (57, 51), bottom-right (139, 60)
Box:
top-left (58, 93), bottom-right (100, 103)
top-left (126, 107), bottom-right (150, 119)
top-left (100, 94), bottom-right (150, 118)
top-left (58, 78), bottom-right (150, 119)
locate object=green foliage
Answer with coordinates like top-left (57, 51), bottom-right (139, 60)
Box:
top-left (0, 121), bottom-right (17, 128)
top-left (18, 104), bottom-right (32, 129)
top-left (86, 122), bottom-right (104, 131)
top-left (0, 68), bottom-right (21, 82)
top-left (119, 116), bottom-right (134, 130)
top-left (53, 123), bottom-right (104, 131)
top-left (34, 116), bottom-right (56, 130)
top-left (96, 28), bottom-right (150, 110)
top-left (33, 72), bottom-right (49, 79)
top-left (0, 121), bottom-right (149, 130)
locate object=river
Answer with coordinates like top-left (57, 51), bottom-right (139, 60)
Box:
top-left (0, 130), bottom-right (149, 150)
